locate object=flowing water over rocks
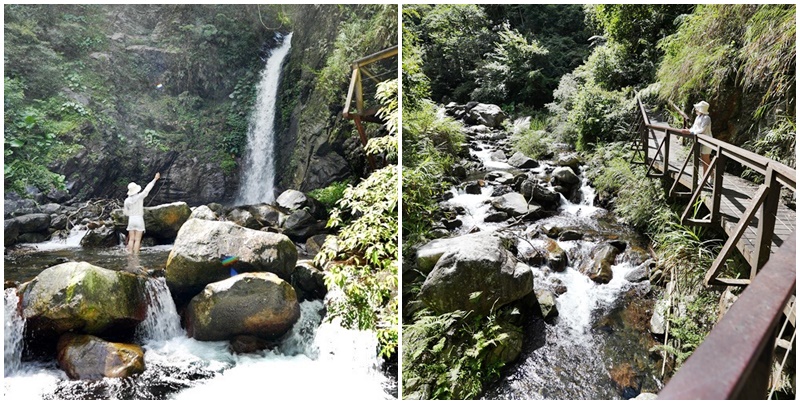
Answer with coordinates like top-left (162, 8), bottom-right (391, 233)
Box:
top-left (4, 221), bottom-right (395, 400)
top-left (431, 107), bottom-right (662, 399)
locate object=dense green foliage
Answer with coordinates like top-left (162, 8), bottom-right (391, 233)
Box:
top-left (317, 79), bottom-right (399, 359)
top-left (4, 4), bottom-right (275, 196)
top-left (403, 309), bottom-right (518, 400)
top-left (404, 4), bottom-right (589, 109)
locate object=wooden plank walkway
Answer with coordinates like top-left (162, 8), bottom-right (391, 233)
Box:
top-left (642, 114), bottom-right (796, 275)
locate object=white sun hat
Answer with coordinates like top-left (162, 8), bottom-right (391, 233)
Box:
top-left (694, 101), bottom-right (710, 115)
top-left (127, 182), bottom-right (142, 196)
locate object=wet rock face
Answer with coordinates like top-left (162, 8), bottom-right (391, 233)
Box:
top-left (18, 262), bottom-right (149, 338)
top-left (184, 272), bottom-right (301, 341)
top-left (80, 225), bottom-right (118, 248)
top-left (57, 333), bottom-right (145, 380)
top-left (419, 232), bottom-right (533, 315)
top-left (165, 219), bottom-right (298, 301)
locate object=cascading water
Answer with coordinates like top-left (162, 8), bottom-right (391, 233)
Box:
top-left (443, 131), bottom-right (661, 399)
top-left (136, 277), bottom-right (182, 343)
top-left (236, 33), bottom-right (293, 205)
top-left (5, 288), bottom-right (26, 376)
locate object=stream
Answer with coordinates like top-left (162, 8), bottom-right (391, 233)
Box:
top-left (441, 116), bottom-right (663, 399)
top-left (4, 234), bottom-right (396, 399)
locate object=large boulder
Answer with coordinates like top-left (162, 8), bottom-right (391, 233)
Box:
top-left (419, 232), bottom-right (533, 315)
top-left (552, 166), bottom-right (581, 186)
top-left (5, 219), bottom-right (20, 246)
top-left (520, 180), bottom-right (561, 208)
top-left (508, 151), bottom-right (539, 169)
top-left (165, 219), bottom-right (298, 300)
top-left (248, 204), bottom-right (283, 228)
top-left (276, 190), bottom-right (327, 220)
top-left (184, 272), bottom-right (301, 341)
top-left (282, 210), bottom-right (327, 240)
top-left (15, 213), bottom-right (51, 234)
top-left (227, 207), bottom-right (260, 229)
top-left (56, 333), bottom-right (145, 380)
top-left (112, 202), bottom-right (191, 242)
top-left (18, 262), bottom-right (148, 337)
top-left (189, 205), bottom-right (218, 221)
top-left (291, 260), bottom-right (327, 301)
top-left (80, 226), bottom-right (118, 248)
top-left (490, 192), bottom-right (547, 220)
top-left (414, 231), bottom-right (516, 275)
top-left (465, 103), bottom-right (507, 128)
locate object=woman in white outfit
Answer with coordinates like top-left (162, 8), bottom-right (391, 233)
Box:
top-left (124, 172), bottom-right (160, 253)
top-left (682, 101), bottom-right (713, 178)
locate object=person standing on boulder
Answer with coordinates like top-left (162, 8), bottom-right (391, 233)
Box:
top-left (124, 172), bottom-right (160, 253)
top-left (681, 101), bottom-right (713, 180)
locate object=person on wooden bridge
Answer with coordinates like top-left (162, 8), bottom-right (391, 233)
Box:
top-left (681, 100), bottom-right (713, 180)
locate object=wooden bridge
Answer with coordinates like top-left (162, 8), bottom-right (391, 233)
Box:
top-left (630, 98), bottom-right (796, 399)
top-left (342, 45), bottom-right (398, 170)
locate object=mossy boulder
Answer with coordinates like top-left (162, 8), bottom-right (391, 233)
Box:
top-left (56, 333), bottom-right (145, 380)
top-left (18, 262), bottom-right (148, 338)
top-left (184, 272), bottom-right (301, 341)
top-left (165, 219), bottom-right (298, 302)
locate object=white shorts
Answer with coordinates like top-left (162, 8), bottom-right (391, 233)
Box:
top-left (127, 215), bottom-right (146, 232)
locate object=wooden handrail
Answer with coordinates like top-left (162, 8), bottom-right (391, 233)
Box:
top-left (353, 45), bottom-right (398, 68)
top-left (658, 232), bottom-right (796, 400)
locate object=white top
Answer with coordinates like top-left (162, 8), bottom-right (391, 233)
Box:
top-left (123, 178), bottom-right (157, 217)
top-left (689, 114), bottom-right (712, 137)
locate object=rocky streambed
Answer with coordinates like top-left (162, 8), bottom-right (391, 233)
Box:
top-left (405, 102), bottom-right (664, 399)
top-left (4, 189), bottom-right (395, 400)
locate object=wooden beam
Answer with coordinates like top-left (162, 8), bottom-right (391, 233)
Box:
top-left (355, 68), bottom-right (364, 115)
top-left (669, 141), bottom-right (695, 198)
top-left (646, 135), bottom-right (667, 178)
top-left (353, 45), bottom-right (398, 67)
top-left (703, 184), bottom-right (770, 286)
top-left (342, 68), bottom-right (358, 117)
top-left (681, 155), bottom-right (717, 224)
top-left (710, 150), bottom-right (726, 224)
top-left (753, 166), bottom-right (781, 277)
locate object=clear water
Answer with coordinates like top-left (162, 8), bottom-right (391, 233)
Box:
top-left (236, 33), bottom-right (293, 205)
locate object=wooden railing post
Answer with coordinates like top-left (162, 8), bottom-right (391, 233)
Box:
top-left (710, 149), bottom-right (726, 225)
top-left (354, 66), bottom-right (364, 116)
top-left (753, 165), bottom-right (781, 278)
top-left (692, 135), bottom-right (700, 194)
top-left (663, 130), bottom-right (671, 181)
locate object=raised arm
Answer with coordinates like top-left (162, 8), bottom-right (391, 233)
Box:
top-left (140, 172), bottom-right (161, 198)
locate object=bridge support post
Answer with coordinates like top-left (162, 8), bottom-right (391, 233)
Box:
top-left (710, 150), bottom-right (726, 225)
top-left (753, 166), bottom-right (781, 278)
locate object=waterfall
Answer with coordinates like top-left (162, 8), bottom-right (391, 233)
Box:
top-left (5, 288), bottom-right (26, 376)
top-left (236, 33), bottom-right (293, 205)
top-left (136, 277), bottom-right (183, 342)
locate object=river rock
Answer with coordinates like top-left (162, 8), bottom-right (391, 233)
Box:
top-left (304, 234), bottom-right (329, 258)
top-left (632, 393), bottom-right (659, 400)
top-left (16, 213), bottom-right (51, 234)
top-left (165, 219), bottom-right (298, 301)
top-left (536, 289), bottom-right (559, 320)
top-left (466, 103), bottom-right (507, 128)
top-left (5, 219), bottom-right (20, 246)
top-left (18, 262), bottom-right (148, 337)
top-left (185, 272), bottom-right (301, 341)
top-left (544, 239), bottom-right (568, 272)
top-left (230, 335), bottom-right (276, 354)
top-left (282, 209), bottom-right (327, 240)
top-left (555, 152), bottom-right (583, 172)
top-left (419, 232), bottom-right (533, 315)
top-left (4, 192), bottom-right (39, 218)
top-left (650, 299), bottom-right (669, 335)
top-left (111, 202), bottom-right (191, 242)
top-left (508, 151), bottom-right (539, 169)
top-left (586, 243), bottom-right (621, 284)
top-left (520, 180), bottom-right (561, 208)
top-left (189, 205), bottom-right (218, 221)
top-left (486, 171), bottom-right (515, 185)
top-left (552, 166), bottom-right (580, 186)
top-left (484, 210), bottom-right (509, 223)
top-left (17, 232), bottom-right (49, 243)
top-left (625, 259), bottom-right (654, 283)
top-left (276, 189), bottom-right (327, 220)
top-left (491, 192), bottom-right (544, 220)
top-left (248, 204), bottom-right (283, 227)
top-left (452, 164), bottom-right (468, 180)
top-left (464, 181), bottom-right (483, 195)
top-left (41, 203), bottom-right (62, 215)
top-left (292, 260), bottom-right (327, 301)
top-left (80, 225), bottom-right (118, 248)
top-left (50, 214), bottom-right (69, 230)
top-left (227, 207), bottom-right (260, 229)
top-left (488, 150), bottom-right (508, 162)
top-left (415, 231), bottom-right (515, 274)
top-left (56, 333), bottom-right (145, 380)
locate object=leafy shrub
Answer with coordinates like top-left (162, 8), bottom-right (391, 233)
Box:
top-left (307, 180), bottom-right (350, 211)
top-left (402, 309), bottom-right (518, 400)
